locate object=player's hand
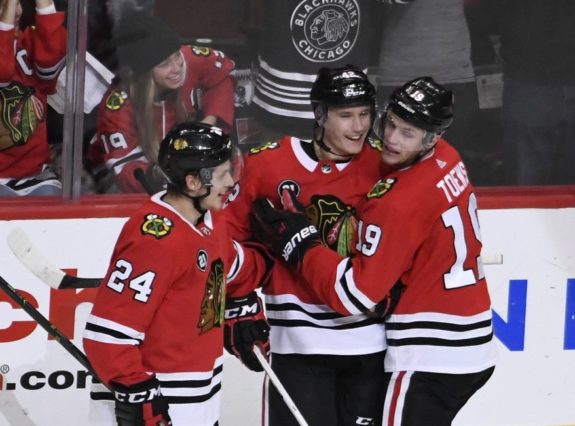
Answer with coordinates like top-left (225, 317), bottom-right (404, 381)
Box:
top-left (112, 376), bottom-right (172, 426)
top-left (224, 291), bottom-right (270, 372)
top-left (250, 191), bottom-right (320, 267)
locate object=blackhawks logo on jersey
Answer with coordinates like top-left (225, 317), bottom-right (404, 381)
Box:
top-left (198, 258), bottom-right (225, 334)
top-left (0, 82), bottom-right (44, 151)
top-left (105, 90), bottom-right (128, 111)
top-left (141, 214), bottom-right (173, 239)
top-left (367, 178), bottom-right (396, 199)
top-left (305, 195), bottom-right (358, 257)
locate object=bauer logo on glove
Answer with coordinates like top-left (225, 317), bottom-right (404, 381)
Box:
top-left (250, 190), bottom-right (321, 267)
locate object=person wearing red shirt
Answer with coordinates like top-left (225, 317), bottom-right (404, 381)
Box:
top-left (84, 122), bottom-right (270, 426)
top-left (88, 12), bottom-right (235, 193)
top-left (0, 0), bottom-right (66, 196)
top-left (253, 77), bottom-right (497, 426)
top-left (224, 66), bottom-right (387, 426)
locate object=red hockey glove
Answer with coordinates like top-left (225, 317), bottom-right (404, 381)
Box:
top-left (112, 376), bottom-right (172, 426)
top-left (250, 192), bottom-right (320, 267)
top-left (224, 291), bottom-right (270, 372)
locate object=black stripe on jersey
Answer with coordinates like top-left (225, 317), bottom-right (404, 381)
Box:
top-left (386, 319), bottom-right (493, 332)
top-left (111, 151), bottom-right (146, 170)
top-left (4, 175), bottom-right (59, 191)
top-left (165, 382), bottom-right (222, 404)
top-left (268, 317), bottom-right (378, 330)
top-left (338, 258), bottom-right (370, 314)
top-left (90, 390), bottom-right (113, 400)
top-left (387, 331), bottom-right (494, 348)
top-left (266, 302), bottom-right (348, 320)
top-left (85, 322), bottom-right (143, 344)
top-left (161, 365), bottom-right (223, 389)
top-left (90, 383), bottom-right (223, 404)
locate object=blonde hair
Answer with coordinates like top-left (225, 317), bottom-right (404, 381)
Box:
top-left (127, 70), bottom-right (188, 163)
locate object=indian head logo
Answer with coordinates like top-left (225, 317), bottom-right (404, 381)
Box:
top-left (197, 258), bottom-right (226, 334)
top-left (290, 0), bottom-right (360, 63)
top-left (305, 194), bottom-right (358, 257)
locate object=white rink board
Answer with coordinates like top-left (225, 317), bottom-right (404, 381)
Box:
top-left (0, 208), bottom-right (574, 426)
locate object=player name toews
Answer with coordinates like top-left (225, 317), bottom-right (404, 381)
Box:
top-left (282, 225), bottom-right (318, 261)
top-left (436, 161), bottom-right (470, 203)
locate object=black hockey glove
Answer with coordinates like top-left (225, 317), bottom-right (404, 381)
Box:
top-left (250, 192), bottom-right (320, 267)
top-left (111, 376), bottom-right (172, 426)
top-left (224, 291), bottom-right (270, 372)
top-left (368, 281), bottom-right (406, 320)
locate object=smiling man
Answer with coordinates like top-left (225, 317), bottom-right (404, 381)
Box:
top-left (252, 76), bottom-right (497, 426)
top-left (223, 65), bottom-right (388, 426)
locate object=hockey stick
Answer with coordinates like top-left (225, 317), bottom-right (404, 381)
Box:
top-left (7, 228), bottom-right (102, 289)
top-left (0, 274), bottom-right (108, 390)
top-left (254, 348), bottom-right (309, 426)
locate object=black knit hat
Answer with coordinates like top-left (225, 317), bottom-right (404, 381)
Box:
top-left (114, 12), bottom-right (181, 77)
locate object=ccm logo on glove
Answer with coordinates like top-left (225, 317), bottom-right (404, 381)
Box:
top-left (114, 385), bottom-right (161, 403)
top-left (225, 301), bottom-right (260, 319)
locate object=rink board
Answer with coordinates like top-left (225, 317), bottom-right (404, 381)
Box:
top-left (0, 189), bottom-right (574, 426)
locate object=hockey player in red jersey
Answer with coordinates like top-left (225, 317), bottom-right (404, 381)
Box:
top-left (223, 66), bottom-right (387, 425)
top-left (0, 0), bottom-right (66, 196)
top-left (83, 122), bottom-right (270, 426)
top-left (252, 77), bottom-right (497, 425)
top-left (88, 12), bottom-right (235, 193)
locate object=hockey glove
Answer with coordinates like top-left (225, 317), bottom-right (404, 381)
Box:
top-left (368, 281), bottom-right (406, 320)
top-left (224, 291), bottom-right (270, 372)
top-left (250, 195), bottom-right (320, 267)
top-left (112, 376), bottom-right (172, 426)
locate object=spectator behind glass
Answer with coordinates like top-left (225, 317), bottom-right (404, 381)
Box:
top-left (248, 0), bottom-right (385, 143)
top-left (495, 0), bottom-right (575, 185)
top-left (0, 0), bottom-right (66, 196)
top-left (87, 11), bottom-right (235, 194)
top-left (376, 0), bottom-right (503, 186)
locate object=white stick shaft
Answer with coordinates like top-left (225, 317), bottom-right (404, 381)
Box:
top-left (253, 349), bottom-right (309, 426)
top-left (7, 228), bottom-right (65, 289)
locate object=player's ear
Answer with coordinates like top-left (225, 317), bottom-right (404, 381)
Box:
top-left (184, 173), bottom-right (202, 193)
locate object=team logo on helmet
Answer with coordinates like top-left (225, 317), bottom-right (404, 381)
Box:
top-left (367, 137), bottom-right (383, 152)
top-left (305, 195), bottom-right (358, 257)
top-left (141, 214), bottom-right (173, 239)
top-left (197, 258), bottom-right (225, 334)
top-left (290, 0), bottom-right (359, 63)
top-left (173, 138), bottom-right (189, 150)
top-left (367, 178), bottom-right (397, 199)
top-left (105, 90), bottom-right (128, 111)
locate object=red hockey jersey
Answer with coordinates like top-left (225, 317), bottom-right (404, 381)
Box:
top-left (0, 12), bottom-right (66, 178)
top-left (90, 45), bottom-right (235, 192)
top-left (301, 139), bottom-right (497, 374)
top-left (224, 136), bottom-right (388, 355)
top-left (83, 193), bottom-right (267, 425)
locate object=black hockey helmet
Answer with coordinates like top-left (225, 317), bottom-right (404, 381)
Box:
top-left (158, 121), bottom-right (233, 188)
top-left (310, 65), bottom-right (376, 110)
top-left (382, 76), bottom-right (454, 135)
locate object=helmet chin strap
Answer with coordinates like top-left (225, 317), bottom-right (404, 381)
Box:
top-left (313, 124), bottom-right (355, 160)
